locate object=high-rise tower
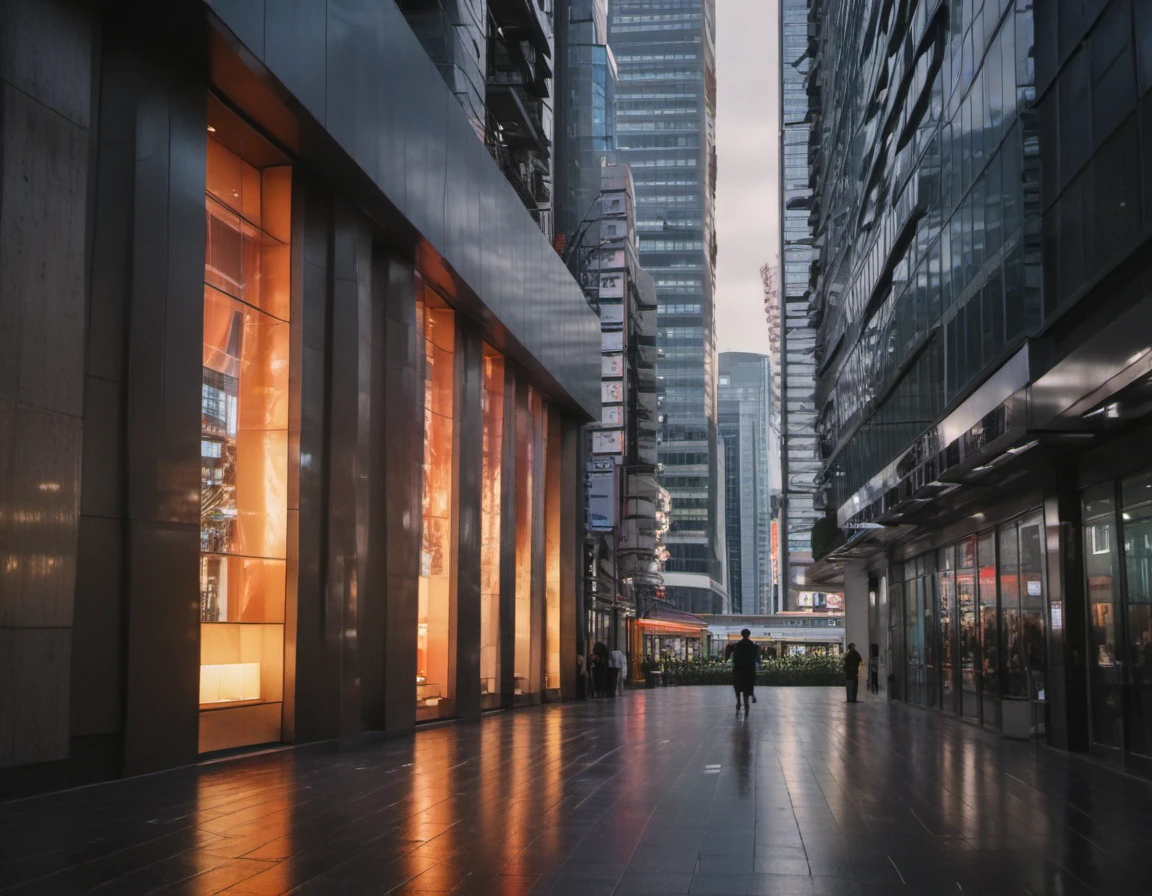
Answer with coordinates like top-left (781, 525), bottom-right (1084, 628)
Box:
top-left (609, 0), bottom-right (724, 614)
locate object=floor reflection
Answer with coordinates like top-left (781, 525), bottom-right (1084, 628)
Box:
top-left (1, 689), bottom-right (1149, 895)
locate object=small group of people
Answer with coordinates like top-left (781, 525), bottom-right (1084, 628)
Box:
top-left (577, 642), bottom-right (628, 698)
top-left (725, 630), bottom-right (869, 710)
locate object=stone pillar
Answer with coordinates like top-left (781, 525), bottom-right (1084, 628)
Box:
top-left (0, 0), bottom-right (95, 782)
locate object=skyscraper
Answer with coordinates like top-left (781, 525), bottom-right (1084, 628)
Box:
top-left (609, 0), bottom-right (725, 614)
top-left (777, 0), bottom-right (823, 607)
top-left (719, 353), bottom-right (774, 615)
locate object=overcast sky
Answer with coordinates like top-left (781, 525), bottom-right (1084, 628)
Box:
top-left (715, 0), bottom-right (780, 355)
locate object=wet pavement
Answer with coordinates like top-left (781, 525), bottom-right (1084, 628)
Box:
top-left (2, 686), bottom-right (1150, 895)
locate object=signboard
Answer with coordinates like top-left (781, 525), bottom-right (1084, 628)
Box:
top-left (588, 470), bottom-right (616, 531)
top-left (602, 382), bottom-right (623, 403)
top-left (602, 406), bottom-right (622, 426)
top-left (602, 331), bottom-right (623, 352)
top-left (599, 303), bottom-right (624, 324)
top-left (825, 592), bottom-right (844, 611)
top-left (592, 429), bottom-right (625, 455)
top-left (603, 356), bottom-right (624, 377)
top-left (599, 273), bottom-right (624, 299)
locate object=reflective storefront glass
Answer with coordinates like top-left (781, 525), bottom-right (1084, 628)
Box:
top-left (480, 347), bottom-right (504, 708)
top-left (896, 511), bottom-right (1047, 730)
top-left (514, 387), bottom-right (540, 699)
top-left (199, 136), bottom-right (293, 753)
top-left (417, 291), bottom-right (456, 721)
top-left (1122, 472), bottom-right (1152, 759)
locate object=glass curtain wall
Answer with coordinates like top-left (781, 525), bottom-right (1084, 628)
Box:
top-left (199, 137), bottom-right (292, 753)
top-left (480, 347), bottom-right (505, 709)
top-left (417, 291), bottom-right (456, 721)
top-left (938, 548), bottom-right (956, 713)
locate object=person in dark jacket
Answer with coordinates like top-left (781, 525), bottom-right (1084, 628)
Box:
top-left (730, 629), bottom-right (760, 715)
top-left (843, 642), bottom-right (863, 703)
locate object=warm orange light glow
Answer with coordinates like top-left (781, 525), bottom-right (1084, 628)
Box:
top-left (199, 662), bottom-right (261, 704)
top-left (199, 135), bottom-right (291, 751)
top-left (480, 347), bottom-right (504, 706)
top-left (636, 619), bottom-right (707, 634)
top-left (417, 288), bottom-right (456, 720)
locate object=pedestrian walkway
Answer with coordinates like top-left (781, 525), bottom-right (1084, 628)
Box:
top-left (2, 687), bottom-right (1149, 895)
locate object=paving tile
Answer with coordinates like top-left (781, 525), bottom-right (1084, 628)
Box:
top-left (0, 689), bottom-right (1148, 896)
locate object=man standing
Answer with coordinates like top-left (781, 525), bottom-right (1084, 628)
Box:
top-left (730, 629), bottom-right (760, 715)
top-left (844, 642), bottom-right (863, 703)
top-left (609, 647), bottom-right (629, 696)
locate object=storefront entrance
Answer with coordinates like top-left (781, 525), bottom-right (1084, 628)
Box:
top-left (1083, 472), bottom-right (1152, 777)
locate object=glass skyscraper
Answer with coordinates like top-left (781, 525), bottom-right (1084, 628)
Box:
top-left (609, 0), bottom-right (724, 614)
top-left (718, 353), bottom-right (774, 615)
top-left (778, 0), bottom-right (823, 607)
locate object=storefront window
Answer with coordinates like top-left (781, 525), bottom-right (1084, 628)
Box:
top-left (1084, 483), bottom-right (1122, 750)
top-left (1019, 516), bottom-right (1047, 700)
top-left (957, 537), bottom-right (979, 719)
top-left (938, 547), bottom-right (956, 713)
top-left (514, 387), bottom-right (539, 697)
top-left (417, 291), bottom-right (455, 721)
top-left (1121, 470), bottom-right (1152, 757)
top-left (480, 347), bottom-right (504, 708)
top-left (999, 523), bottom-right (1023, 696)
top-left (978, 531), bottom-right (999, 725)
top-left (544, 402), bottom-right (561, 691)
top-left (199, 136), bottom-right (292, 753)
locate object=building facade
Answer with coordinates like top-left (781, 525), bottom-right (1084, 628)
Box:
top-left (719, 353), bottom-right (774, 615)
top-left (609, 0), bottom-right (725, 615)
top-left (801, 0), bottom-right (1152, 778)
top-left (777, 0), bottom-right (824, 608)
top-left (0, 0), bottom-right (598, 796)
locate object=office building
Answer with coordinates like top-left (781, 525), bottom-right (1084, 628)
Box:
top-left (800, 0), bottom-right (1152, 776)
top-left (610, 0), bottom-right (726, 614)
top-left (718, 353), bottom-right (774, 615)
top-left (776, 0), bottom-right (824, 609)
top-left (0, 0), bottom-right (598, 794)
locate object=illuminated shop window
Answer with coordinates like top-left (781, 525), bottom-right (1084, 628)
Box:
top-left (417, 290), bottom-right (456, 721)
top-left (480, 346), bottom-right (504, 708)
top-left (544, 401), bottom-right (561, 691)
top-left (199, 133), bottom-right (291, 753)
top-left (514, 388), bottom-right (539, 696)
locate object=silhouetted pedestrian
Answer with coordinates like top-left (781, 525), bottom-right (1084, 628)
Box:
top-left (844, 642), bottom-right (863, 703)
top-left (730, 628), bottom-right (760, 715)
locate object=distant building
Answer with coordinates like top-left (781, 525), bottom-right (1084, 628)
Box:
top-left (718, 353), bottom-right (774, 615)
top-left (610, 0), bottom-right (726, 615)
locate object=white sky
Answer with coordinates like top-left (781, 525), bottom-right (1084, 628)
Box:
top-left (715, 0), bottom-right (781, 354)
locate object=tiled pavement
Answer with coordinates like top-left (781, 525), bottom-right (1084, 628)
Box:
top-left (2, 687), bottom-right (1151, 895)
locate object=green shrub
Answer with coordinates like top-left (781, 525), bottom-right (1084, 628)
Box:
top-left (659, 654), bottom-right (841, 687)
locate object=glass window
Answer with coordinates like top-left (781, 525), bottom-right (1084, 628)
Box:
top-left (1084, 483), bottom-right (1121, 749)
top-left (515, 387), bottom-right (541, 698)
top-left (199, 137), bottom-right (292, 753)
top-left (1122, 471), bottom-right (1152, 757)
top-left (417, 292), bottom-right (456, 721)
top-left (1019, 516), bottom-right (1047, 700)
top-left (480, 347), bottom-right (505, 708)
top-left (978, 531), bottom-right (999, 725)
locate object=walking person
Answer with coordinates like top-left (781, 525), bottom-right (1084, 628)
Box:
top-left (844, 642), bottom-right (863, 703)
top-left (609, 647), bottom-right (629, 696)
top-left (730, 628), bottom-right (760, 716)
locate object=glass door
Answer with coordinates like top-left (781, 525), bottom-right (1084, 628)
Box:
top-left (1121, 471), bottom-right (1152, 761)
top-left (957, 537), bottom-right (980, 720)
top-left (1084, 483), bottom-right (1123, 756)
top-left (938, 547), bottom-right (956, 713)
top-left (978, 532), bottom-right (1000, 728)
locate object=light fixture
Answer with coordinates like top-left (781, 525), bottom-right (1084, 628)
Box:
top-left (207, 124), bottom-right (216, 133)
